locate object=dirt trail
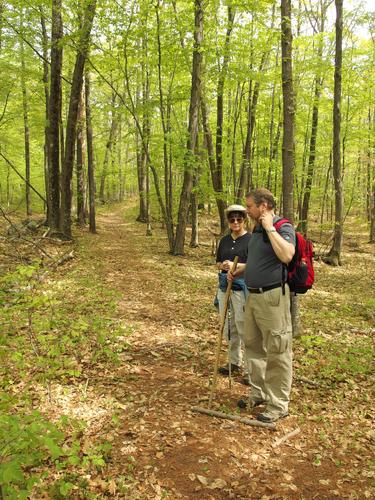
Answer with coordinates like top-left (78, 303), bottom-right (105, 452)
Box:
top-left (73, 204), bottom-right (373, 499)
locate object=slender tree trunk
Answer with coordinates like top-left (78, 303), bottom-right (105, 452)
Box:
top-left (20, 20), bottom-right (31, 216)
top-left (85, 70), bottom-right (96, 233)
top-left (214, 5), bottom-right (235, 230)
top-left (326, 0), bottom-right (344, 265)
top-left (368, 109), bottom-right (375, 242)
top-left (60, 0), bottom-right (96, 239)
top-left (236, 52), bottom-right (267, 202)
top-left (76, 87), bottom-right (86, 225)
top-left (230, 83), bottom-right (243, 196)
top-left (173, 0), bottom-right (203, 255)
top-left (155, 0), bottom-right (174, 241)
top-left (48, 0), bottom-right (63, 232)
top-left (201, 99), bottom-right (227, 234)
top-left (99, 95), bottom-right (117, 203)
top-left (190, 178), bottom-right (199, 247)
top-left (370, 178), bottom-right (375, 243)
top-left (267, 55), bottom-right (277, 189)
top-left (281, 0), bottom-right (295, 222)
top-left (40, 8), bottom-right (50, 219)
top-left (281, 0), bottom-right (298, 336)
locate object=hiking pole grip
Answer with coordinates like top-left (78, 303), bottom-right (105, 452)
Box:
top-left (208, 256), bottom-right (239, 408)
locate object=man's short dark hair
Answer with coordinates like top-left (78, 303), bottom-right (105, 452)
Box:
top-left (246, 188), bottom-right (276, 210)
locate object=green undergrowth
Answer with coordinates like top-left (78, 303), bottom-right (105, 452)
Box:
top-left (0, 259), bottom-right (131, 498)
top-left (297, 333), bottom-right (374, 383)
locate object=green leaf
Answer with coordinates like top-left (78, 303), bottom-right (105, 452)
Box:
top-left (0, 461), bottom-right (24, 484)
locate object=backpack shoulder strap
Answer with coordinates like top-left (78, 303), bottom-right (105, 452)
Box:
top-left (273, 217), bottom-right (290, 231)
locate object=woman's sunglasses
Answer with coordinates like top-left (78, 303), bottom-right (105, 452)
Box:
top-left (229, 217), bottom-right (244, 223)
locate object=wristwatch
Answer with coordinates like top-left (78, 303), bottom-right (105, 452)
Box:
top-left (266, 227), bottom-right (276, 233)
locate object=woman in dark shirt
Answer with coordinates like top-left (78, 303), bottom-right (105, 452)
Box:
top-left (216, 205), bottom-right (251, 381)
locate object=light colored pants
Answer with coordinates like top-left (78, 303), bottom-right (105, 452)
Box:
top-left (217, 288), bottom-right (246, 367)
top-left (243, 285), bottom-right (293, 415)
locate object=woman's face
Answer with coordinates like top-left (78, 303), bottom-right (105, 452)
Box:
top-left (227, 212), bottom-right (245, 231)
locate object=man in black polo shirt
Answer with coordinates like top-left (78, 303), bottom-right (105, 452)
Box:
top-left (238, 188), bottom-right (295, 423)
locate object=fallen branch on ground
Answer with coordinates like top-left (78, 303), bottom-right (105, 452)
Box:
top-left (272, 427), bottom-right (301, 448)
top-left (295, 376), bottom-right (320, 387)
top-left (191, 406), bottom-right (276, 430)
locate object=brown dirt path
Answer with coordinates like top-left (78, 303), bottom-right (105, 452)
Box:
top-left (72, 204), bottom-right (374, 499)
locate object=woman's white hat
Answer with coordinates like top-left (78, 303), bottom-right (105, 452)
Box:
top-left (225, 204), bottom-right (247, 215)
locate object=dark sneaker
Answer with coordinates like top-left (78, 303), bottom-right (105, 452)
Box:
top-left (237, 397), bottom-right (265, 409)
top-left (218, 364), bottom-right (240, 376)
top-left (256, 411), bottom-right (289, 423)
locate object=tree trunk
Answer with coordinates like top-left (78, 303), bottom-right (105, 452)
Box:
top-left (60, 0), bottom-right (96, 239)
top-left (267, 55), bottom-right (278, 190)
top-left (99, 94), bottom-right (117, 204)
top-left (325, 0), bottom-right (344, 265)
top-left (48, 0), bottom-right (63, 233)
top-left (76, 87), bottom-right (86, 225)
top-left (173, 0), bottom-right (203, 255)
top-left (135, 114), bottom-right (147, 221)
top-left (281, 0), bottom-right (295, 222)
top-left (201, 99), bottom-right (227, 234)
top-left (40, 8), bottom-right (50, 219)
top-left (236, 51), bottom-right (267, 202)
top-left (85, 70), bottom-right (96, 234)
top-left (155, 0), bottom-right (174, 241)
top-left (368, 109), bottom-right (375, 242)
top-left (214, 5), bottom-right (235, 231)
top-left (281, 0), bottom-right (298, 336)
top-left (20, 16), bottom-right (31, 216)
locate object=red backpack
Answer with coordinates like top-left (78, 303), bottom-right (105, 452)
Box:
top-left (274, 218), bottom-right (315, 294)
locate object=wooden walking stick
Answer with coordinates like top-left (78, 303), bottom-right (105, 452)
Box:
top-left (208, 256), bottom-right (239, 408)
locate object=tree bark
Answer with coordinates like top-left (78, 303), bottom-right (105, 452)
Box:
top-left (201, 98), bottom-right (227, 234)
top-left (48, 0), bottom-right (63, 232)
top-left (76, 87), bottom-right (86, 225)
top-left (281, 0), bottom-right (295, 222)
top-left (173, 0), bottom-right (203, 255)
top-left (236, 51), bottom-right (268, 202)
top-left (99, 93), bottom-right (117, 204)
top-left (325, 0), bottom-right (344, 265)
top-left (85, 70), bottom-right (96, 234)
top-left (299, 3), bottom-right (329, 236)
top-left (155, 0), bottom-right (174, 242)
top-left (20, 13), bottom-right (31, 216)
top-left (368, 109), bottom-right (375, 242)
top-left (60, 0), bottom-right (96, 239)
top-left (40, 8), bottom-right (50, 219)
top-left (215, 5), bottom-right (235, 231)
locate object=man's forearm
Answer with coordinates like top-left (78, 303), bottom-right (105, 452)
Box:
top-left (267, 231), bottom-right (295, 264)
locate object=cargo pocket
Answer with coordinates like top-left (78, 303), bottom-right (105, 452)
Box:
top-left (269, 328), bottom-right (290, 354)
top-left (263, 287), bottom-right (281, 307)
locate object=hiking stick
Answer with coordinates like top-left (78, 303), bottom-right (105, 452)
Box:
top-left (228, 302), bottom-right (232, 389)
top-left (208, 256), bottom-right (239, 408)
top-left (227, 296), bottom-right (233, 390)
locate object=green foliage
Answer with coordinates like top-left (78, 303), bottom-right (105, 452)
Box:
top-left (0, 259), bottom-right (131, 495)
top-left (0, 410), bottom-right (64, 499)
top-left (299, 333), bottom-right (373, 382)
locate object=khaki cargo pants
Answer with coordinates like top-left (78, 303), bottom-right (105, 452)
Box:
top-left (243, 285), bottom-right (293, 415)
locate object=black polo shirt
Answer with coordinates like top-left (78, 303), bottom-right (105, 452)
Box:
top-left (216, 232), bottom-right (251, 264)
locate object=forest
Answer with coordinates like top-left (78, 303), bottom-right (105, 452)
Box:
top-left (1, 0), bottom-right (374, 498)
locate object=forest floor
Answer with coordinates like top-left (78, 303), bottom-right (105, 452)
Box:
top-left (1, 201), bottom-right (375, 499)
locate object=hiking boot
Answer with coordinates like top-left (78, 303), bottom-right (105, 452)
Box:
top-left (218, 364), bottom-right (240, 376)
top-left (237, 397), bottom-right (265, 410)
top-left (256, 411), bottom-right (289, 423)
